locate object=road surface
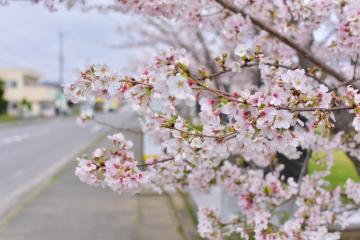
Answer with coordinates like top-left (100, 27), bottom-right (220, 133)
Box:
top-left (0, 110), bottom-right (135, 211)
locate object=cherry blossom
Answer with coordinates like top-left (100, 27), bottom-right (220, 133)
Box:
top-left (281, 69), bottom-right (308, 92)
top-left (273, 110), bottom-right (293, 129)
top-left (197, 208), bottom-right (223, 240)
top-left (167, 74), bottom-right (195, 104)
top-left (353, 116), bottom-right (360, 132)
top-left (75, 158), bottom-right (99, 186)
top-left (104, 155), bottom-right (147, 193)
top-left (345, 179), bottom-right (360, 204)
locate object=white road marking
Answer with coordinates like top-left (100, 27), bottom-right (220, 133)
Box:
top-left (0, 129), bottom-right (53, 148)
top-left (0, 134), bottom-right (30, 146)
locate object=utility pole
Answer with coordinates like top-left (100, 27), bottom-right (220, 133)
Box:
top-left (58, 32), bottom-right (64, 86)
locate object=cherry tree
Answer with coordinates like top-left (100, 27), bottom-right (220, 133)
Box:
top-left (8, 0), bottom-right (360, 239)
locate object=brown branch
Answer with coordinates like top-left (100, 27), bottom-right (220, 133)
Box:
top-left (214, 0), bottom-right (348, 83)
top-left (196, 31), bottom-right (216, 71)
top-left (168, 126), bottom-right (220, 139)
top-left (261, 62), bottom-right (329, 87)
top-left (122, 79), bottom-right (152, 87)
top-left (352, 54), bottom-right (359, 81)
top-left (146, 18), bottom-right (202, 63)
top-left (195, 77), bottom-right (354, 113)
top-left (276, 105), bottom-right (354, 112)
top-left (92, 117), bottom-right (142, 135)
top-left (160, 105), bottom-right (354, 142)
top-left (207, 68), bottom-right (232, 79)
top-left (331, 78), bottom-right (360, 91)
top-left (201, 61), bottom-right (329, 87)
top-left (334, 204), bottom-right (360, 214)
top-left (137, 157), bottom-right (174, 167)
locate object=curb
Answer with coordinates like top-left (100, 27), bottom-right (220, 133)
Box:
top-left (0, 131), bottom-right (109, 226)
top-left (167, 192), bottom-right (201, 240)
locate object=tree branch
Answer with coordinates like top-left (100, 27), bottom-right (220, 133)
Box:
top-left (276, 105), bottom-right (353, 112)
top-left (137, 157), bottom-right (174, 167)
top-left (352, 54), bottom-right (359, 82)
top-left (92, 117), bottom-right (142, 135)
top-left (201, 61), bottom-right (330, 87)
top-left (334, 204), bottom-right (360, 214)
top-left (196, 31), bottom-right (217, 73)
top-left (213, 0), bottom-right (348, 83)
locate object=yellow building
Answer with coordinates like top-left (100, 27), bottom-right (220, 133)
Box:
top-left (0, 67), bottom-right (59, 117)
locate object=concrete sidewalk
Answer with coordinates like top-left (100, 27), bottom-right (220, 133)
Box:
top-left (0, 162), bottom-right (184, 240)
top-left (0, 123), bottom-right (184, 240)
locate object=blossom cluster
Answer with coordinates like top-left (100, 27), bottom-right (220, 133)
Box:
top-left (66, 46), bottom-right (360, 238)
top-left (197, 168), bottom-right (350, 240)
top-left (75, 133), bottom-right (147, 194)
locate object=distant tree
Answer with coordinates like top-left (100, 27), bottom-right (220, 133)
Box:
top-left (0, 80), bottom-right (7, 114)
top-left (21, 98), bottom-right (32, 111)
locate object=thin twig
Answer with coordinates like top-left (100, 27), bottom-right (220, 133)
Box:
top-left (137, 157), bottom-right (174, 167)
top-left (334, 204), bottom-right (360, 214)
top-left (330, 54), bottom-right (360, 91)
top-left (122, 79), bottom-right (152, 87)
top-left (207, 68), bottom-right (232, 79)
top-left (160, 104), bottom-right (354, 142)
top-left (352, 54), bottom-right (359, 81)
top-left (92, 117), bottom-right (142, 135)
top-left (330, 78), bottom-right (360, 91)
top-left (276, 105), bottom-right (354, 112)
top-left (197, 81), bottom-right (354, 113)
top-left (202, 62), bottom-right (329, 87)
top-left (168, 126), bottom-right (220, 139)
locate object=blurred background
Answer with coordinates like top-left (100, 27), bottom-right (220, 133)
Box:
top-left (0, 2), bottom-right (192, 240)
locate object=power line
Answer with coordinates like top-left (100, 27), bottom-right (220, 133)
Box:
top-left (58, 32), bottom-right (64, 85)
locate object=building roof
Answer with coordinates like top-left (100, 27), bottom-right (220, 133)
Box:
top-left (0, 67), bottom-right (43, 80)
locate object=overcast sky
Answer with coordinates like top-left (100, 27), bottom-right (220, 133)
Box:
top-left (0, 1), bottom-right (134, 84)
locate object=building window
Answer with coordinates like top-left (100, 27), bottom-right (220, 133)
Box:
top-left (24, 76), bottom-right (37, 86)
top-left (11, 102), bottom-right (17, 110)
top-left (7, 80), bottom-right (17, 88)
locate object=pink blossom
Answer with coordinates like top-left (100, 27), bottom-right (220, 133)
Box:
top-left (281, 69), bottom-right (308, 92)
top-left (167, 74), bottom-right (193, 100)
top-left (345, 179), bottom-right (360, 204)
top-left (200, 97), bottom-right (216, 113)
top-left (256, 108), bottom-right (276, 129)
top-left (197, 208), bottom-right (223, 240)
top-left (273, 110), bottom-right (293, 129)
top-left (75, 158), bottom-right (100, 186)
top-left (353, 116), bottom-right (360, 131)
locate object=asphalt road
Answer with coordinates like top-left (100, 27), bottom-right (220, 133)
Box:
top-left (0, 110), bottom-right (135, 210)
